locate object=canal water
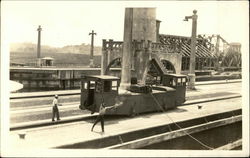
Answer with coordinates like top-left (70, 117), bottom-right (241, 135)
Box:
top-left (140, 121), bottom-right (242, 150)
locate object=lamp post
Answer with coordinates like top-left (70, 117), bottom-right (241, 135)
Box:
top-left (184, 10), bottom-right (198, 90)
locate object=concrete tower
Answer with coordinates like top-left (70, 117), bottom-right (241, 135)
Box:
top-left (120, 8), bottom-right (157, 90)
top-left (132, 8), bottom-right (156, 85)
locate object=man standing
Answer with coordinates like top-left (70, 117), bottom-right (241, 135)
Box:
top-left (52, 94), bottom-right (61, 121)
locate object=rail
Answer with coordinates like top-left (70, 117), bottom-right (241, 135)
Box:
top-left (10, 79), bottom-right (241, 100)
top-left (10, 94), bottom-right (241, 131)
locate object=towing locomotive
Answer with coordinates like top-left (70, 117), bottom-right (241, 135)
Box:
top-left (79, 73), bottom-right (187, 116)
top-left (79, 8), bottom-right (188, 116)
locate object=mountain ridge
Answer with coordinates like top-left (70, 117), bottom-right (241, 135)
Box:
top-left (10, 42), bottom-right (102, 55)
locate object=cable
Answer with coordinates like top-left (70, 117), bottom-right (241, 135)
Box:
top-left (150, 91), bottom-right (173, 132)
top-left (149, 92), bottom-right (214, 150)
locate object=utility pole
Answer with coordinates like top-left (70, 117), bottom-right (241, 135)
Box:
top-left (120, 8), bottom-right (133, 91)
top-left (89, 30), bottom-right (97, 68)
top-left (37, 25), bottom-right (42, 58)
top-left (184, 10), bottom-right (198, 90)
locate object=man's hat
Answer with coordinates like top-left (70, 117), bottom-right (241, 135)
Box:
top-left (55, 94), bottom-right (58, 98)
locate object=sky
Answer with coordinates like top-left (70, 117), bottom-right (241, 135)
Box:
top-left (1, 1), bottom-right (249, 54)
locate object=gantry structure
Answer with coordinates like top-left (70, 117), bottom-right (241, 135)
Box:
top-left (100, 16), bottom-right (241, 77)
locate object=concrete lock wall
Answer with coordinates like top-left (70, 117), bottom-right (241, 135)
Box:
top-left (10, 68), bottom-right (119, 91)
top-left (156, 53), bottom-right (182, 74)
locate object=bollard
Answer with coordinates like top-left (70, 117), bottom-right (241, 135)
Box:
top-left (18, 131), bottom-right (26, 139)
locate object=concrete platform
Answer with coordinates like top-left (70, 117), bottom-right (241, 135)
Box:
top-left (10, 89), bottom-right (81, 99)
top-left (8, 97), bottom-right (241, 150)
top-left (10, 93), bottom-right (241, 130)
top-left (9, 81), bottom-right (241, 127)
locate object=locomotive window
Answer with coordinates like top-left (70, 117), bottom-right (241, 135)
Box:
top-left (172, 79), bottom-right (176, 86)
top-left (112, 81), bottom-right (117, 86)
top-left (177, 78), bottom-right (182, 86)
top-left (112, 81), bottom-right (117, 90)
top-left (104, 81), bottom-right (112, 92)
top-left (96, 81), bottom-right (102, 92)
top-left (182, 78), bottom-right (186, 83)
top-left (90, 81), bottom-right (95, 89)
top-left (177, 78), bottom-right (181, 83)
top-left (83, 82), bottom-right (88, 89)
top-left (169, 78), bottom-right (173, 86)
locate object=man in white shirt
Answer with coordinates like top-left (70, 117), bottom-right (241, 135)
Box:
top-left (52, 94), bottom-right (61, 121)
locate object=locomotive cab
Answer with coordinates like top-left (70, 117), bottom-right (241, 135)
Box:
top-left (161, 74), bottom-right (187, 105)
top-left (79, 74), bottom-right (187, 115)
top-left (79, 75), bottom-right (120, 113)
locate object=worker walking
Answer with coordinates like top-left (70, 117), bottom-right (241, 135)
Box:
top-left (91, 102), bottom-right (106, 132)
top-left (52, 94), bottom-right (61, 121)
top-left (91, 97), bottom-right (122, 132)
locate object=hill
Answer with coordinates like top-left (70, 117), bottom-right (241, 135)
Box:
top-left (10, 42), bottom-right (102, 55)
top-left (10, 42), bottom-right (102, 67)
top-left (10, 51), bottom-right (101, 67)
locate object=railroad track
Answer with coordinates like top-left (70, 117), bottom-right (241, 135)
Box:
top-left (10, 79), bottom-right (242, 100)
top-left (10, 94), bottom-right (241, 131)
